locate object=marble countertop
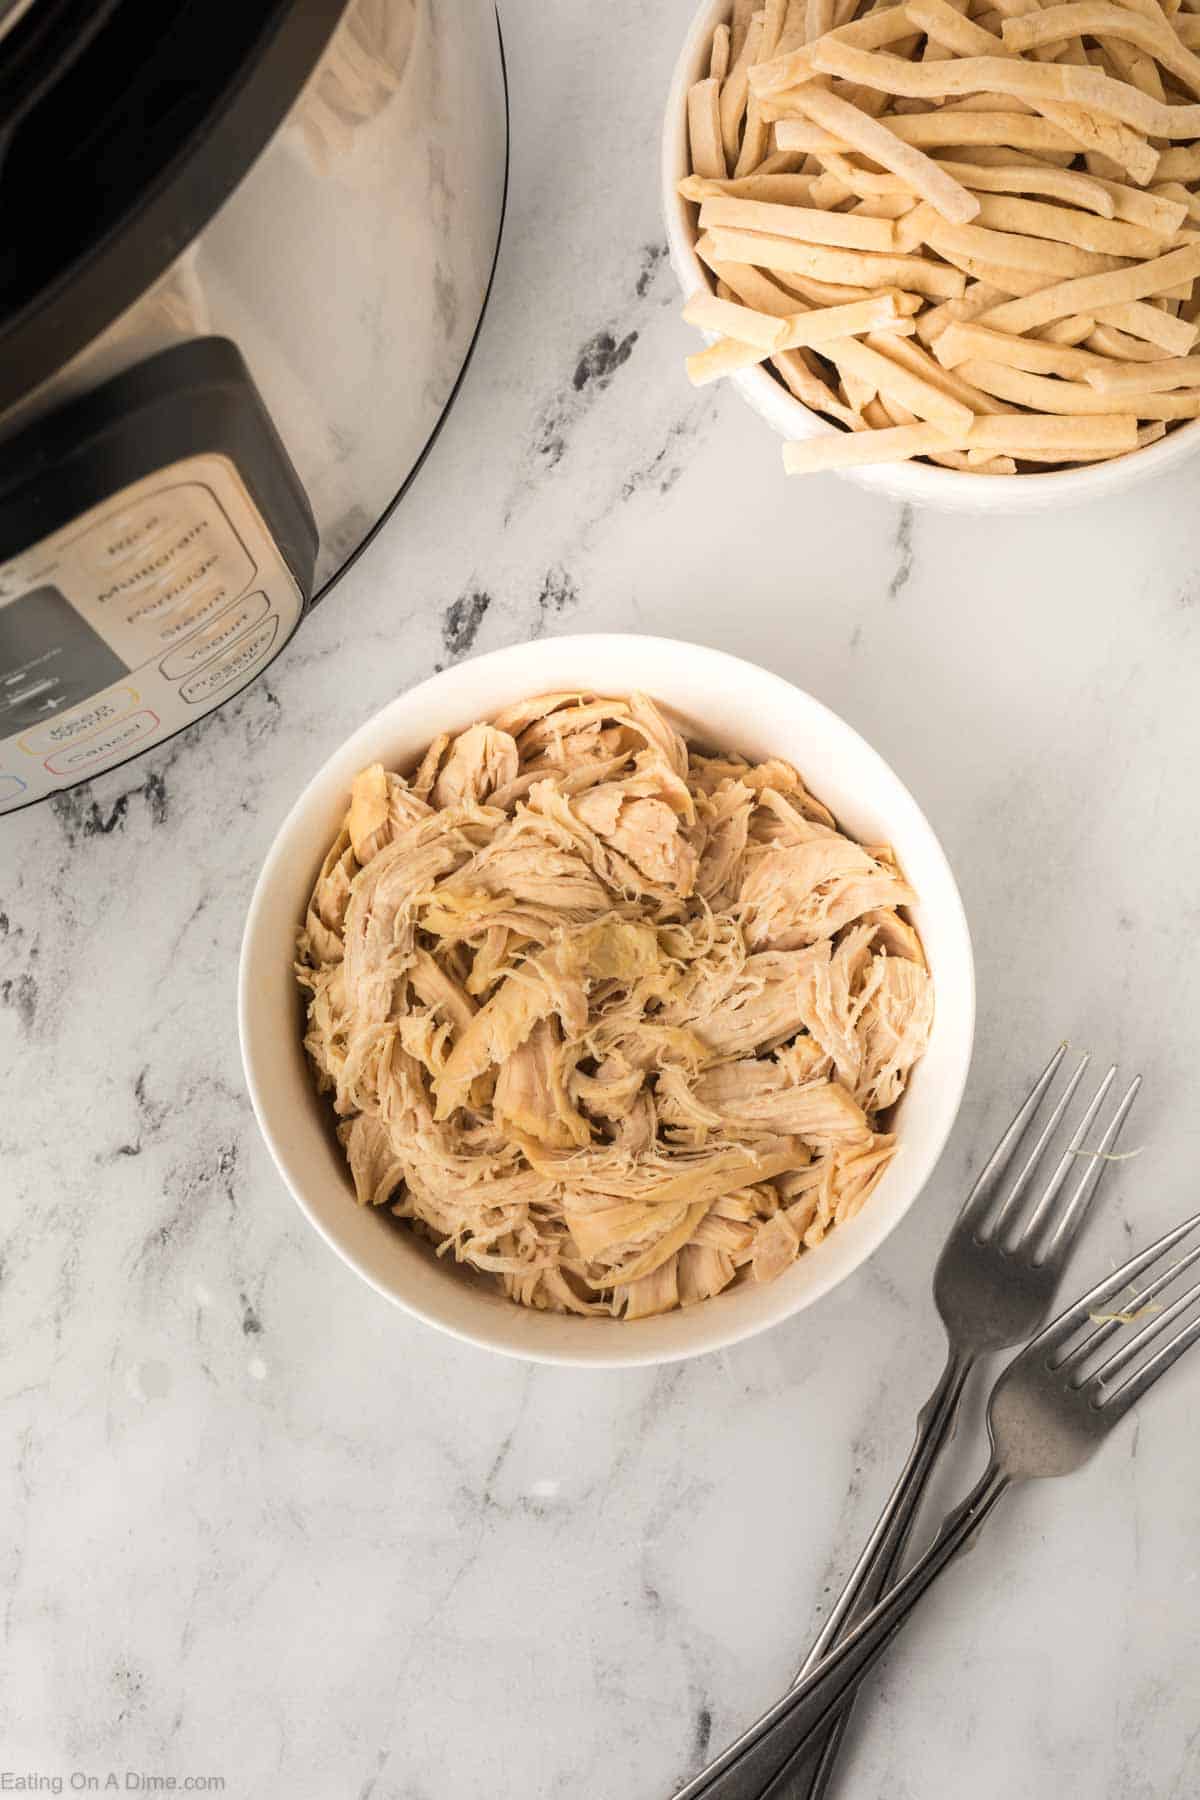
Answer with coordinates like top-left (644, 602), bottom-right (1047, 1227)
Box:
top-left (5, 2), bottom-right (1200, 1796)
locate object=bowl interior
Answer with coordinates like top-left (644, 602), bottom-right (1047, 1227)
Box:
top-left (661, 0), bottom-right (1200, 512)
top-left (240, 635), bottom-right (975, 1365)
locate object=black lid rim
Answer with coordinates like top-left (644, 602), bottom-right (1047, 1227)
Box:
top-left (0, 0), bottom-right (350, 419)
top-left (0, 0), bottom-right (125, 134)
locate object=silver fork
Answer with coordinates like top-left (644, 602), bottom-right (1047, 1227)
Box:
top-left (672, 1045), bottom-right (1141, 1800)
top-left (672, 1203), bottom-right (1200, 1800)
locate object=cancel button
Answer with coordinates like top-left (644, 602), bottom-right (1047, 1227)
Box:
top-left (160, 590), bottom-right (269, 681)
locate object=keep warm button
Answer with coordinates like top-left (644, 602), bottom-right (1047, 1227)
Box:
top-left (181, 615), bottom-right (279, 705)
top-left (19, 685), bottom-right (140, 757)
top-left (44, 710), bottom-right (159, 776)
top-left (160, 590), bottom-right (270, 681)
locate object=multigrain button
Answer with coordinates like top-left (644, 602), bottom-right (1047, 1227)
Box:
top-left (44, 709), bottom-right (159, 775)
top-left (180, 616), bottom-right (279, 705)
top-left (117, 538), bottom-right (225, 624)
top-left (160, 591), bottom-right (270, 681)
top-left (88, 487), bottom-right (256, 640)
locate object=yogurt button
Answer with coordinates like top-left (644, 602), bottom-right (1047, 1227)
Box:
top-left (181, 616), bottom-right (278, 705)
top-left (160, 591), bottom-right (269, 681)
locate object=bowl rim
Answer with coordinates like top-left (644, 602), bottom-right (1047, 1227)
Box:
top-left (661, 0), bottom-right (1200, 511)
top-left (238, 633), bottom-right (976, 1366)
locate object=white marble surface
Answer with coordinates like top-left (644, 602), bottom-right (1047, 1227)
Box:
top-left (4, 2), bottom-right (1200, 1796)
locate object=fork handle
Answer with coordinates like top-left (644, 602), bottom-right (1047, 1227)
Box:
top-left (670, 1350), bottom-right (973, 1800)
top-left (671, 1463), bottom-right (1012, 1800)
top-left (799, 1346), bottom-right (973, 1677)
top-left (784, 1348), bottom-right (974, 1799)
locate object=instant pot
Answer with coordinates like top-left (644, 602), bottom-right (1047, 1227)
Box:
top-left (0, 0), bottom-right (507, 816)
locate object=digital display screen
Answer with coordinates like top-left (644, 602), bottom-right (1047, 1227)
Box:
top-left (0, 584), bottom-right (129, 733)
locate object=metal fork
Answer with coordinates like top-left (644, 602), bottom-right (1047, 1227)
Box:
top-left (672, 1045), bottom-right (1141, 1800)
top-left (673, 1204), bottom-right (1200, 1800)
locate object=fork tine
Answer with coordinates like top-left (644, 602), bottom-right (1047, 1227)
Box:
top-left (1080, 1267), bottom-right (1200, 1395)
top-left (1094, 1295), bottom-right (1200, 1418)
top-left (1064, 1236), bottom-right (1200, 1370)
top-left (961, 1043), bottom-right (1071, 1229)
top-left (1026, 1072), bottom-right (1141, 1265)
top-left (1034, 1208), bottom-right (1200, 1359)
top-left (986, 1052), bottom-right (1092, 1242)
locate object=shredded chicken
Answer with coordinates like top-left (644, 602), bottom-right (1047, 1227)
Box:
top-left (296, 693), bottom-right (933, 1319)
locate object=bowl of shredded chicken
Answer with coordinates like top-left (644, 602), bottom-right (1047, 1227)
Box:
top-left (241, 636), bottom-right (974, 1364)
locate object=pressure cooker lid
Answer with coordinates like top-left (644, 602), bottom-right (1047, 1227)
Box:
top-left (0, 0), bottom-right (350, 418)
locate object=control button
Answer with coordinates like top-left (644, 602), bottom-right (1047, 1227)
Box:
top-left (0, 774), bottom-right (27, 804)
top-left (18, 684), bottom-right (140, 757)
top-left (44, 709), bottom-right (159, 776)
top-left (92, 502), bottom-right (180, 570)
top-left (83, 482), bottom-right (257, 664)
top-left (180, 616), bottom-right (278, 705)
top-left (160, 591), bottom-right (270, 681)
top-left (155, 578), bottom-right (251, 648)
top-left (123, 546), bottom-right (227, 622)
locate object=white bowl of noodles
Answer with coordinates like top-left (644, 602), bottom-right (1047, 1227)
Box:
top-left (239, 634), bottom-right (974, 1366)
top-left (662, 0), bottom-right (1200, 512)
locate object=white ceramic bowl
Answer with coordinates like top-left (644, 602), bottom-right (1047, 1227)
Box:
top-left (239, 635), bottom-right (974, 1366)
top-left (663, 0), bottom-right (1200, 513)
